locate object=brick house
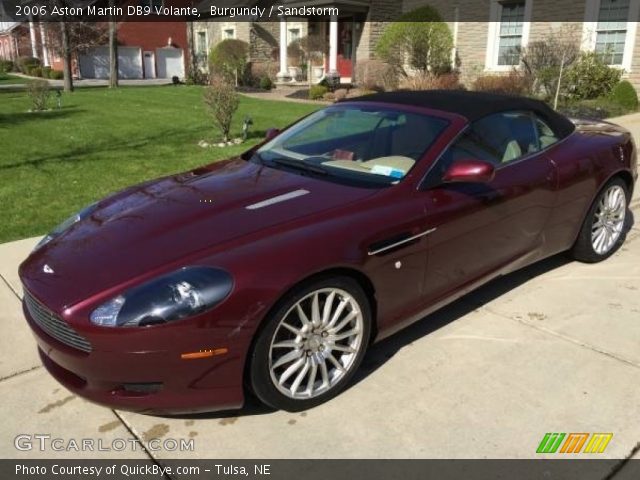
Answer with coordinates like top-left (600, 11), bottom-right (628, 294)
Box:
top-left (78, 18), bottom-right (190, 79)
top-left (0, 1), bottom-right (192, 80)
top-left (193, 0), bottom-right (384, 83)
top-left (78, 0), bottom-right (192, 80)
top-left (423, 0), bottom-right (640, 88)
top-left (193, 0), bottom-right (640, 91)
top-left (0, 21), bottom-right (65, 69)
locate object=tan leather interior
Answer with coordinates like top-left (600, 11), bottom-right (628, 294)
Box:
top-left (502, 140), bottom-right (522, 163)
top-left (322, 156), bottom-right (416, 176)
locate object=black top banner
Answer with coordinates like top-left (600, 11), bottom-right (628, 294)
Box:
top-left (0, 0), bottom-right (634, 23)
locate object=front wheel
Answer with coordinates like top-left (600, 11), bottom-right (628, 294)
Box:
top-left (571, 177), bottom-right (629, 263)
top-left (248, 277), bottom-right (371, 411)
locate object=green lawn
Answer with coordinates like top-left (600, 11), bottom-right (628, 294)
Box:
top-left (0, 86), bottom-right (319, 243)
top-left (0, 74), bottom-right (30, 85)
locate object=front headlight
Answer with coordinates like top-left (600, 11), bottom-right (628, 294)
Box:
top-left (34, 202), bottom-right (98, 252)
top-left (90, 267), bottom-right (233, 328)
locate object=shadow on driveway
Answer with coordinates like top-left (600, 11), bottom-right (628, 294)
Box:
top-left (165, 204), bottom-right (637, 421)
top-left (171, 253), bottom-right (573, 421)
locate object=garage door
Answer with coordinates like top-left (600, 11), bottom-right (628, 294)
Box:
top-left (79, 46), bottom-right (109, 79)
top-left (79, 46), bottom-right (143, 79)
top-left (156, 47), bottom-right (184, 79)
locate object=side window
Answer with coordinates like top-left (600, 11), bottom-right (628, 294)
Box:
top-left (470, 111), bottom-right (539, 164)
top-left (430, 111), bottom-right (542, 182)
top-left (534, 115), bottom-right (560, 149)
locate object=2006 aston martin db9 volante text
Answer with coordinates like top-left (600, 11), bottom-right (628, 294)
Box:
top-left (20, 91), bottom-right (637, 413)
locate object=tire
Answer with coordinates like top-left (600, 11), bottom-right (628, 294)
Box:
top-left (571, 177), bottom-right (629, 263)
top-left (248, 276), bottom-right (371, 412)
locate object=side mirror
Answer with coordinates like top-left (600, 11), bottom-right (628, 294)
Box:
top-left (442, 159), bottom-right (496, 184)
top-left (265, 128), bottom-right (280, 141)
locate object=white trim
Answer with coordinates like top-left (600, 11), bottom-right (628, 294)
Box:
top-left (143, 51), bottom-right (156, 79)
top-left (367, 228), bottom-right (437, 256)
top-left (28, 20), bottom-right (37, 59)
top-left (277, 18), bottom-right (290, 80)
top-left (220, 22), bottom-right (236, 40)
top-left (245, 190), bottom-right (310, 210)
top-left (287, 21), bottom-right (303, 45)
top-left (328, 15), bottom-right (338, 75)
top-left (485, 0), bottom-right (532, 72)
top-left (195, 29), bottom-right (208, 55)
top-left (39, 23), bottom-right (49, 67)
top-left (582, 0), bottom-right (639, 71)
top-left (452, 7), bottom-right (459, 67)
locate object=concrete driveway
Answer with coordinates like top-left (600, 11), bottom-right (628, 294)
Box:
top-left (1, 114), bottom-right (639, 464)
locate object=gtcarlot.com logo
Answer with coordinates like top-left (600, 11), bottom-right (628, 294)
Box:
top-left (14, 434), bottom-right (195, 452)
top-left (536, 433), bottom-right (613, 454)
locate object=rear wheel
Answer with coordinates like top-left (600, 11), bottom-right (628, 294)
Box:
top-left (571, 178), bottom-right (628, 263)
top-left (249, 277), bottom-right (371, 411)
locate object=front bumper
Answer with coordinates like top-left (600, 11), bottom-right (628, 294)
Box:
top-left (24, 301), bottom-right (247, 415)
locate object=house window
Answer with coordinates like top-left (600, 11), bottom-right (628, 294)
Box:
top-left (497, 1), bottom-right (526, 65)
top-left (583, 0), bottom-right (639, 70)
top-left (196, 31), bottom-right (207, 54)
top-left (486, 0), bottom-right (531, 70)
top-left (288, 28), bottom-right (301, 44)
top-left (595, 0), bottom-right (630, 65)
top-left (223, 28), bottom-right (235, 40)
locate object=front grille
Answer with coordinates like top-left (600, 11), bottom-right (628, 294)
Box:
top-left (24, 290), bottom-right (92, 353)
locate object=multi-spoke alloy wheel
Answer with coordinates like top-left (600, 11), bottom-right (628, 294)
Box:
top-left (571, 177), bottom-right (629, 263)
top-left (591, 185), bottom-right (626, 255)
top-left (249, 277), bottom-right (371, 411)
top-left (269, 288), bottom-right (364, 399)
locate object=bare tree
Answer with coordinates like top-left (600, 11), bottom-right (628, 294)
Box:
top-left (108, 0), bottom-right (118, 88)
top-left (203, 75), bottom-right (239, 143)
top-left (520, 24), bottom-right (581, 107)
top-left (35, 0), bottom-right (107, 91)
top-left (47, 21), bottom-right (109, 92)
top-left (186, 20), bottom-right (195, 81)
top-left (59, 21), bottom-right (73, 92)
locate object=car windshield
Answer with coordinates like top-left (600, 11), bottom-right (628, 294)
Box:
top-left (255, 105), bottom-right (448, 187)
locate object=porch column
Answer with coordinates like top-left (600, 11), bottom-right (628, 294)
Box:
top-left (28, 19), bottom-right (38, 58)
top-left (328, 15), bottom-right (339, 79)
top-left (39, 23), bottom-right (50, 67)
top-left (13, 34), bottom-right (19, 61)
top-left (276, 17), bottom-right (291, 81)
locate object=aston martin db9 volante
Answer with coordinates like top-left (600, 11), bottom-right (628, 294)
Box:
top-left (20, 91), bottom-right (637, 414)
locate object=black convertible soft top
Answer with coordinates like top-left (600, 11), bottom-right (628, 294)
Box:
top-left (346, 90), bottom-right (575, 139)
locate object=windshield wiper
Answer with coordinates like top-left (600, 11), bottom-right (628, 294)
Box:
top-left (251, 152), bottom-right (265, 164)
top-left (270, 157), bottom-right (329, 176)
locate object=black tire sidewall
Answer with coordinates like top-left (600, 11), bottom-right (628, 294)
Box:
top-left (572, 177), bottom-right (629, 263)
top-left (249, 276), bottom-right (371, 412)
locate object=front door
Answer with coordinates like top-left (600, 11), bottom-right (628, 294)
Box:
top-left (421, 110), bottom-right (558, 303)
top-left (143, 51), bottom-right (155, 79)
top-left (325, 18), bottom-right (354, 80)
top-left (337, 18), bottom-right (353, 79)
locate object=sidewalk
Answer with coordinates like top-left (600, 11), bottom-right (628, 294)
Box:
top-left (0, 72), bottom-right (173, 91)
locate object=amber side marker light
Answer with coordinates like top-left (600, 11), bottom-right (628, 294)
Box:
top-left (181, 348), bottom-right (228, 360)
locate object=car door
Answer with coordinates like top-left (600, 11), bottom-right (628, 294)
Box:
top-left (420, 111), bottom-right (558, 304)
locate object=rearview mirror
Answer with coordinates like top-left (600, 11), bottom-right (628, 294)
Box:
top-left (442, 159), bottom-right (496, 184)
top-left (265, 128), bottom-right (280, 141)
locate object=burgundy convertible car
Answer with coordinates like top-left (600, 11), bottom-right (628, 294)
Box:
top-left (20, 91), bottom-right (637, 414)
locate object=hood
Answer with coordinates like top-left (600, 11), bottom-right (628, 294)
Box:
top-left (20, 158), bottom-right (377, 312)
